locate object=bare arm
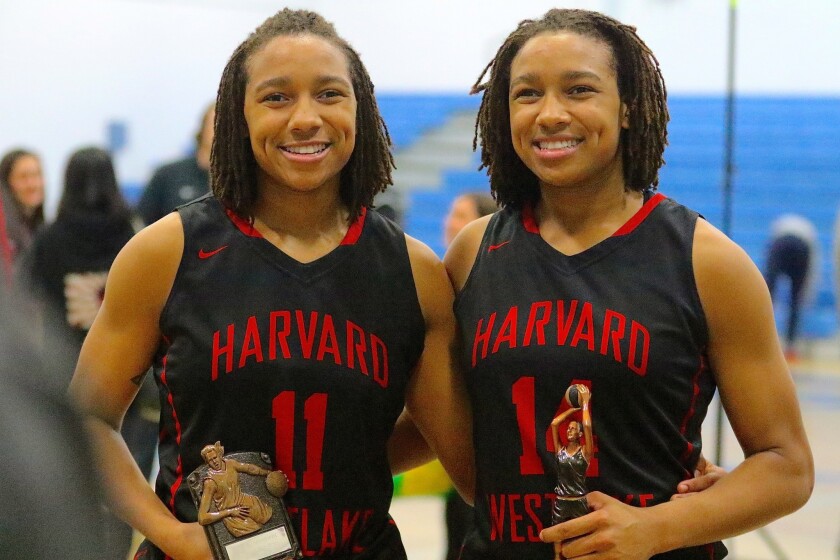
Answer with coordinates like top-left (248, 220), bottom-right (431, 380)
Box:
top-left (398, 234), bottom-right (475, 504)
top-left (68, 214), bottom-right (211, 560)
top-left (232, 459), bottom-right (271, 477)
top-left (540, 218), bottom-right (814, 558)
top-left (549, 408), bottom-right (580, 452)
top-left (579, 388), bottom-right (593, 463)
top-left (388, 409), bottom-right (436, 474)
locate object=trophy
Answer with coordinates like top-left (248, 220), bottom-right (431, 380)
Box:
top-left (187, 442), bottom-right (302, 560)
top-left (548, 384), bottom-right (593, 560)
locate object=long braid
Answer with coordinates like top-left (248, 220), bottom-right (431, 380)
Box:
top-left (212, 9), bottom-right (393, 222)
top-left (471, 9), bottom-right (669, 209)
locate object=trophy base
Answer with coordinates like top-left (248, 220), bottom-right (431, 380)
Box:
top-left (223, 526), bottom-right (294, 560)
top-left (188, 450), bottom-right (302, 560)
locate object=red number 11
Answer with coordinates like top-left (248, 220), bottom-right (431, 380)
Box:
top-left (272, 391), bottom-right (327, 490)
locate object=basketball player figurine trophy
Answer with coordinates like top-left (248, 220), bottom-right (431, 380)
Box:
top-left (548, 384), bottom-right (593, 560)
top-left (187, 441), bottom-right (302, 560)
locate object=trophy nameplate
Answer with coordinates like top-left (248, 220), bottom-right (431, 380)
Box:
top-left (187, 443), bottom-right (302, 560)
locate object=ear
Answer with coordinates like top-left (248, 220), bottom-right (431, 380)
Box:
top-left (620, 103), bottom-right (630, 129)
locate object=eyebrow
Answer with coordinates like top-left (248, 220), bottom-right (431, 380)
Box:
top-left (509, 70), bottom-right (603, 90)
top-left (253, 75), bottom-right (352, 92)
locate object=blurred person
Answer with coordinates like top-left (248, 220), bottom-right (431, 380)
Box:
top-left (69, 9), bottom-right (472, 560)
top-left (137, 103), bottom-right (215, 225)
top-left (18, 146), bottom-right (147, 560)
top-left (445, 8), bottom-right (813, 559)
top-left (0, 148), bottom-right (45, 284)
top-left (21, 147), bottom-right (136, 387)
top-left (0, 296), bottom-right (105, 560)
top-left (764, 214), bottom-right (819, 361)
top-left (443, 191), bottom-right (496, 248)
top-left (441, 191), bottom-right (495, 560)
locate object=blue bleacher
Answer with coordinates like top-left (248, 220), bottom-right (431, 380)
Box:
top-left (395, 93), bottom-right (840, 340)
top-left (376, 94), bottom-right (480, 150)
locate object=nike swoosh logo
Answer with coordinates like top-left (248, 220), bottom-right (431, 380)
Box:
top-left (198, 245), bottom-right (229, 259)
top-left (488, 241), bottom-right (511, 252)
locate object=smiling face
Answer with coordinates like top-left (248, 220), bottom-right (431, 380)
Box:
top-left (7, 154), bottom-right (44, 213)
top-left (509, 31), bottom-right (629, 193)
top-left (243, 34), bottom-right (356, 198)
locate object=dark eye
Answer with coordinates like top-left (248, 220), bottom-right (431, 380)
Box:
top-left (319, 90), bottom-right (345, 101)
top-left (568, 85), bottom-right (595, 96)
top-left (263, 92), bottom-right (288, 103)
top-left (512, 88), bottom-right (541, 100)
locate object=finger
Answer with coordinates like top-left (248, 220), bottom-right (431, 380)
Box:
top-left (539, 518), bottom-right (584, 544)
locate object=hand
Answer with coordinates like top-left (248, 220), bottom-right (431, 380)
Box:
top-left (578, 385), bottom-right (591, 405)
top-left (228, 505), bottom-right (251, 519)
top-left (671, 455), bottom-right (726, 500)
top-left (539, 491), bottom-right (656, 559)
top-left (165, 521), bottom-right (214, 560)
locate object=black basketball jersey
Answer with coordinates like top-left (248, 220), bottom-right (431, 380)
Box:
top-left (151, 195), bottom-right (424, 559)
top-left (455, 193), bottom-right (727, 559)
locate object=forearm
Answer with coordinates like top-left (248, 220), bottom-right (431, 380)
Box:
top-left (645, 447), bottom-right (813, 555)
top-left (85, 416), bottom-right (183, 552)
top-left (388, 409), bottom-right (436, 474)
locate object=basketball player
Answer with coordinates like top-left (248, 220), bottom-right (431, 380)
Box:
top-left (68, 9), bottom-right (472, 560)
top-left (444, 8), bottom-right (813, 559)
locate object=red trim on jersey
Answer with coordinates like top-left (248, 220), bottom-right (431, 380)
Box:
top-left (225, 206), bottom-right (367, 245)
top-left (520, 203), bottom-right (540, 234)
top-left (679, 353), bottom-right (707, 465)
top-left (612, 193), bottom-right (666, 237)
top-left (0, 194), bottom-right (14, 288)
top-left (159, 355), bottom-right (185, 514)
top-left (520, 194), bottom-right (665, 237)
top-left (225, 208), bottom-right (263, 238)
top-left (340, 207), bottom-right (366, 245)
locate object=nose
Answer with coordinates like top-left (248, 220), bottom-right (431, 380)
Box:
top-left (535, 92), bottom-right (571, 131)
top-left (289, 96), bottom-right (322, 136)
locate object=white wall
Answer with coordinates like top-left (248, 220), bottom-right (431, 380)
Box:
top-left (1, 0), bottom-right (838, 212)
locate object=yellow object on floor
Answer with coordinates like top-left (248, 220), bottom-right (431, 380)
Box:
top-left (393, 460), bottom-right (452, 496)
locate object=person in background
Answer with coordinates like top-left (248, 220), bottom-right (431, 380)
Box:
top-left (0, 148), bottom-right (45, 285)
top-left (764, 213), bottom-right (819, 362)
top-left (0, 296), bottom-right (105, 560)
top-left (137, 102), bottom-right (215, 225)
top-left (18, 146), bottom-right (141, 559)
top-left (442, 191), bottom-right (495, 560)
top-left (443, 191), bottom-right (497, 248)
top-left (445, 8), bottom-right (813, 559)
top-left (21, 146), bottom-right (136, 387)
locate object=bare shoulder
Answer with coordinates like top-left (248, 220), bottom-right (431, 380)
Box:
top-left (692, 217), bottom-right (763, 299)
top-left (444, 214), bottom-right (492, 293)
top-left (108, 212), bottom-right (184, 310)
top-left (404, 235), bottom-right (452, 318)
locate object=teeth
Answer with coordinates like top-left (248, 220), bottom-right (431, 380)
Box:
top-left (538, 139), bottom-right (580, 150)
top-left (283, 144), bottom-right (327, 155)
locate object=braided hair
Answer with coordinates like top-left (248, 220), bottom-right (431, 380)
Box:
top-left (212, 9), bottom-right (393, 222)
top-left (471, 8), bottom-right (668, 210)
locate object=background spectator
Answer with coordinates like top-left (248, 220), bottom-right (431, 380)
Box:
top-left (136, 102), bottom-right (215, 225)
